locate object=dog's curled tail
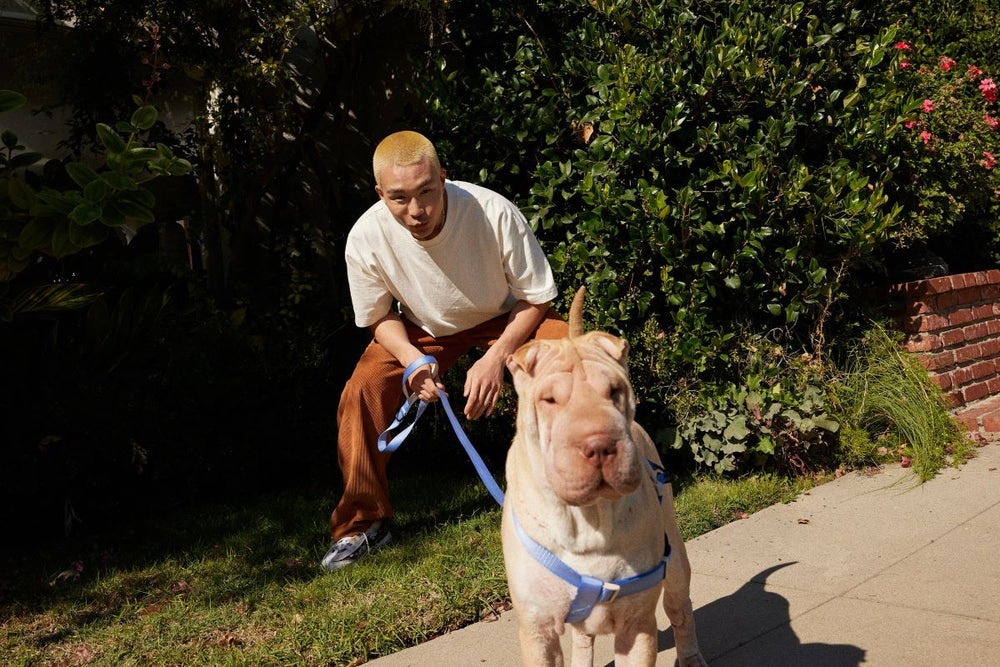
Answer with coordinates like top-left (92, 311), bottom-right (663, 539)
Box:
top-left (569, 286), bottom-right (586, 338)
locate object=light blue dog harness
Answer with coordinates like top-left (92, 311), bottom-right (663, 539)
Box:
top-left (377, 354), bottom-right (672, 623)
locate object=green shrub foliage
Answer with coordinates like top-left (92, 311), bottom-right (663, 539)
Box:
top-left (416, 0), bottom-right (930, 470)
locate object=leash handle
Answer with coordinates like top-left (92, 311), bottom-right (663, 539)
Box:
top-left (376, 355), bottom-right (506, 506)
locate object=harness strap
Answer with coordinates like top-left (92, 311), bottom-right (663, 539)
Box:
top-left (510, 508), bottom-right (669, 623)
top-left (377, 355), bottom-right (506, 506)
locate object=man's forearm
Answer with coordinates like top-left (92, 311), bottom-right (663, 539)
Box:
top-left (489, 300), bottom-right (551, 360)
top-left (369, 313), bottom-right (424, 368)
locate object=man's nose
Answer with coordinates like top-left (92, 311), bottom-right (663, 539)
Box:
top-left (407, 198), bottom-right (424, 217)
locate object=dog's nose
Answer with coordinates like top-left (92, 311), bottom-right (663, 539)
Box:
top-left (581, 436), bottom-right (618, 466)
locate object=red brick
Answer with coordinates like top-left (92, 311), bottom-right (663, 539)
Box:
top-left (988, 376), bottom-right (1000, 394)
top-left (922, 275), bottom-right (953, 293)
top-left (972, 360), bottom-right (995, 379)
top-left (924, 350), bottom-right (955, 371)
top-left (904, 334), bottom-right (938, 353)
top-left (932, 373), bottom-right (953, 391)
top-left (989, 320), bottom-right (1000, 336)
top-left (963, 322), bottom-right (991, 342)
top-left (983, 410), bottom-right (1000, 433)
top-left (981, 338), bottom-right (1000, 357)
top-left (952, 367), bottom-right (974, 386)
top-left (963, 381), bottom-right (991, 403)
top-left (954, 287), bottom-right (982, 306)
top-left (983, 284), bottom-right (1000, 300)
top-left (986, 269), bottom-right (1000, 284)
top-left (935, 290), bottom-right (961, 309)
top-left (948, 390), bottom-right (965, 408)
top-left (955, 345), bottom-right (982, 364)
top-left (941, 328), bottom-right (966, 347)
top-left (917, 311), bottom-right (952, 331)
top-left (973, 304), bottom-right (994, 321)
top-left (949, 309), bottom-right (975, 327)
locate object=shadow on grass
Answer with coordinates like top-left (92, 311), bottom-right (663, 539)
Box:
top-left (0, 429), bottom-right (509, 625)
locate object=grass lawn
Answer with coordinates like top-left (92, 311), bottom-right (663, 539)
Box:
top-left (1, 445), bottom-right (819, 667)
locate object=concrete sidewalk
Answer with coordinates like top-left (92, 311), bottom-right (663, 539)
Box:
top-left (369, 443), bottom-right (1000, 666)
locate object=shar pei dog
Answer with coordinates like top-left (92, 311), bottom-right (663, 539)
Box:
top-left (502, 287), bottom-right (707, 666)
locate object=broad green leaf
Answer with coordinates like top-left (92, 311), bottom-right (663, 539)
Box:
top-left (9, 152), bottom-right (43, 169)
top-left (112, 199), bottom-right (155, 223)
top-left (69, 218), bottom-right (110, 247)
top-left (69, 202), bottom-right (103, 225)
top-left (18, 216), bottom-right (56, 249)
top-left (0, 90), bottom-right (26, 113)
top-left (96, 123), bottom-right (128, 154)
top-left (131, 105), bottom-right (157, 130)
top-left (100, 171), bottom-right (138, 191)
top-left (2, 129), bottom-right (18, 149)
top-left (66, 162), bottom-right (100, 187)
top-left (8, 177), bottom-right (34, 208)
top-left (84, 179), bottom-right (108, 202)
top-left (50, 221), bottom-right (79, 258)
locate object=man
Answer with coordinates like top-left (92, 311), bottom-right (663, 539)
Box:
top-left (322, 130), bottom-right (568, 571)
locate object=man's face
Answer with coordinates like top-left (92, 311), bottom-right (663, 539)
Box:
top-left (375, 159), bottom-right (447, 241)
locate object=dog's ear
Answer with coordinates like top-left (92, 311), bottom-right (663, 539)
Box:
top-left (588, 332), bottom-right (629, 366)
top-left (506, 341), bottom-right (541, 380)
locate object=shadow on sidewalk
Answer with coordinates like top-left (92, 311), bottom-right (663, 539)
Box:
top-left (651, 563), bottom-right (866, 667)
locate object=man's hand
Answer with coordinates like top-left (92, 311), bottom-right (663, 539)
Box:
top-left (407, 365), bottom-right (446, 403)
top-left (463, 349), bottom-right (507, 420)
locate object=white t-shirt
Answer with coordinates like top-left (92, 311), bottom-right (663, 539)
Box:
top-left (345, 180), bottom-right (558, 338)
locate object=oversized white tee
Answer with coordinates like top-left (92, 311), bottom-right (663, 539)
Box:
top-left (345, 180), bottom-right (558, 338)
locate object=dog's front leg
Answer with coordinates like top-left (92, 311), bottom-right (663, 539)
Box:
top-left (612, 616), bottom-right (657, 667)
top-left (570, 627), bottom-right (595, 667)
top-left (517, 618), bottom-right (565, 667)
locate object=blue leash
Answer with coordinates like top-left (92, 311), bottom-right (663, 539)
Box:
top-left (377, 355), bottom-right (506, 506)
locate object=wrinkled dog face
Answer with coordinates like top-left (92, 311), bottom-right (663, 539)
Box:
top-left (507, 332), bottom-right (645, 506)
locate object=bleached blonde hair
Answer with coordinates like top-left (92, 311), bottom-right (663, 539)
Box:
top-left (372, 131), bottom-right (441, 187)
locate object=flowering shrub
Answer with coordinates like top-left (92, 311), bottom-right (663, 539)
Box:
top-left (891, 41), bottom-right (1000, 262)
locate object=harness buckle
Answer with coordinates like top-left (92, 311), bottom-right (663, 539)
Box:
top-left (601, 581), bottom-right (621, 604)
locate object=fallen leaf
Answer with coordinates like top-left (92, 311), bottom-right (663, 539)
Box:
top-left (737, 512), bottom-right (749, 520)
top-left (797, 518), bottom-right (810, 525)
top-left (900, 456), bottom-right (912, 468)
top-left (72, 643), bottom-right (94, 665)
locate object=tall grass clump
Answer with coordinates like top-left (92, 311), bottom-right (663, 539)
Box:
top-left (835, 323), bottom-right (970, 480)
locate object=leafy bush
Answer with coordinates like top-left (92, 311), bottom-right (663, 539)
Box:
top-left (414, 0), bottom-right (911, 470)
top-left (668, 335), bottom-right (839, 474)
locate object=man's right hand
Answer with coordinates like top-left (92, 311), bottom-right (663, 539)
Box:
top-left (407, 365), bottom-right (446, 403)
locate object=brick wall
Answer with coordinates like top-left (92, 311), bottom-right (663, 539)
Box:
top-left (888, 269), bottom-right (1000, 409)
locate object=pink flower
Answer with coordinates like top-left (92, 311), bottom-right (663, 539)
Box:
top-left (900, 61), bottom-right (911, 69)
top-left (920, 130), bottom-right (934, 144)
top-left (905, 120), bottom-right (917, 129)
top-left (981, 78), bottom-right (998, 103)
top-left (921, 98), bottom-right (935, 113)
top-left (939, 56), bottom-right (956, 71)
top-left (895, 41), bottom-right (912, 51)
top-left (981, 151), bottom-right (996, 169)
top-left (985, 114), bottom-right (1000, 131)
top-left (968, 64), bottom-right (983, 78)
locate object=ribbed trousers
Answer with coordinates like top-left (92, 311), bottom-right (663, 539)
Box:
top-left (329, 308), bottom-right (569, 540)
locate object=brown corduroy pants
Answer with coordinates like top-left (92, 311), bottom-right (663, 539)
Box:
top-left (329, 308), bottom-right (569, 540)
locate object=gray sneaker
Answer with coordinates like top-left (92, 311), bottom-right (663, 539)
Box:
top-left (320, 520), bottom-right (392, 571)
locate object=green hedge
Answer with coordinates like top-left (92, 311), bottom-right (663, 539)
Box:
top-left (410, 0), bottom-right (1000, 473)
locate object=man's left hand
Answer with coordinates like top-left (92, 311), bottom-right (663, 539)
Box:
top-left (463, 350), bottom-right (507, 420)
